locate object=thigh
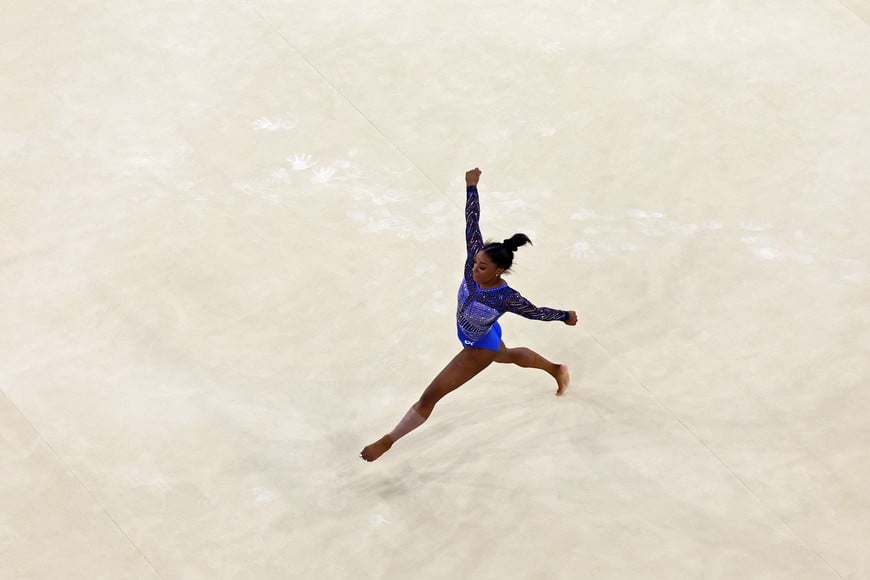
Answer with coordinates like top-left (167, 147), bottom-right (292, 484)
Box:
top-left (493, 341), bottom-right (512, 364)
top-left (421, 348), bottom-right (497, 403)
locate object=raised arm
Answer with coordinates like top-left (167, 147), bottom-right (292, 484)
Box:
top-left (465, 168), bottom-right (484, 259)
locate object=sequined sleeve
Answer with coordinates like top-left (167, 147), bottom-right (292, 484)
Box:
top-left (465, 185), bottom-right (484, 259)
top-left (504, 289), bottom-right (569, 322)
top-left (464, 185), bottom-right (484, 280)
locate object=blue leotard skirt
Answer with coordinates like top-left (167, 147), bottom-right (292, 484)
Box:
top-left (457, 321), bottom-right (502, 352)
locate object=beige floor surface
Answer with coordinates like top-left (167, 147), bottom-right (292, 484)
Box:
top-left (2, 1), bottom-right (869, 579)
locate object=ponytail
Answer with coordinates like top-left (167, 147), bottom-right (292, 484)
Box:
top-left (483, 233), bottom-right (532, 272)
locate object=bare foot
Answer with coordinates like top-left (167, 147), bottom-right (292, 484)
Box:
top-left (360, 435), bottom-right (394, 462)
top-left (555, 364), bottom-right (570, 396)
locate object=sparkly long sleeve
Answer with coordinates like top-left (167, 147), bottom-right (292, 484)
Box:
top-left (465, 185), bottom-right (484, 259)
top-left (463, 185), bottom-right (484, 283)
top-left (505, 290), bottom-right (570, 323)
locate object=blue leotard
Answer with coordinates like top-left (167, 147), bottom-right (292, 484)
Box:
top-left (456, 185), bottom-right (569, 350)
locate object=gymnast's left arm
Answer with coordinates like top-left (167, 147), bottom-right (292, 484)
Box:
top-left (506, 291), bottom-right (578, 325)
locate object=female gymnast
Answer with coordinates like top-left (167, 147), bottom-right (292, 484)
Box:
top-left (360, 167), bottom-right (578, 462)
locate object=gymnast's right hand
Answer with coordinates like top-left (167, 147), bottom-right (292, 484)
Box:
top-left (465, 167), bottom-right (481, 186)
top-left (566, 311), bottom-right (579, 326)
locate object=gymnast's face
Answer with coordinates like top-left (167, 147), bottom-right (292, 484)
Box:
top-left (473, 251), bottom-right (504, 286)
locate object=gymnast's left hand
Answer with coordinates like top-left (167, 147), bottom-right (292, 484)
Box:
top-left (566, 311), bottom-right (578, 326)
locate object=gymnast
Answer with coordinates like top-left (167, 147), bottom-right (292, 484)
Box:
top-left (360, 168), bottom-right (578, 461)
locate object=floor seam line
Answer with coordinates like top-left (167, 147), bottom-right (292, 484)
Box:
top-left (831, 0), bottom-right (870, 27)
top-left (585, 332), bottom-right (845, 580)
top-left (244, 2), bottom-right (443, 195)
top-left (1, 386), bottom-right (165, 579)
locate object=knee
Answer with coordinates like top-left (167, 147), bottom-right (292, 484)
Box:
top-left (416, 393), bottom-right (439, 416)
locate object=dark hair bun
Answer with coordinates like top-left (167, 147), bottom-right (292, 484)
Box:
top-left (483, 233), bottom-right (533, 272)
top-left (502, 233), bottom-right (532, 253)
